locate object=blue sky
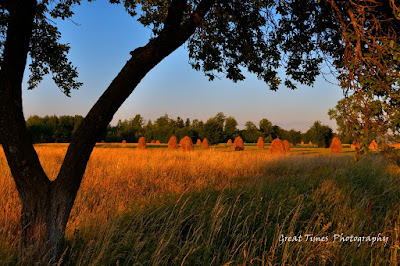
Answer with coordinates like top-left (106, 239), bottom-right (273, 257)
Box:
top-left (22, 1), bottom-right (343, 132)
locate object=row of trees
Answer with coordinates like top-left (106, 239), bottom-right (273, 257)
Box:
top-left (1, 0), bottom-right (397, 262)
top-left (26, 115), bottom-right (84, 143)
top-left (26, 112), bottom-right (334, 147)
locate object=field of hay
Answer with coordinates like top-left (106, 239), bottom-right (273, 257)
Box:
top-left (1, 143), bottom-right (400, 264)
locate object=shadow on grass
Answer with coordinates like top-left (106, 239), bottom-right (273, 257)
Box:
top-left (57, 155), bottom-right (400, 265)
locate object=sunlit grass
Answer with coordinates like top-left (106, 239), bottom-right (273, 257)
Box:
top-left (0, 144), bottom-right (399, 264)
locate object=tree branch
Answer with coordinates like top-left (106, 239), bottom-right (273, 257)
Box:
top-left (53, 0), bottom-right (216, 212)
top-left (163, 0), bottom-right (188, 33)
top-left (0, 0), bottom-right (50, 197)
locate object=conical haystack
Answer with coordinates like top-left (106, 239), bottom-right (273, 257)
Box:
top-left (156, 140), bottom-right (161, 144)
top-left (350, 143), bottom-right (359, 149)
top-left (168, 136), bottom-right (178, 149)
top-left (201, 138), bottom-right (209, 148)
top-left (283, 140), bottom-right (290, 152)
top-left (137, 137), bottom-right (147, 150)
top-left (150, 140), bottom-right (155, 144)
top-left (308, 141), bottom-right (312, 145)
top-left (269, 138), bottom-right (285, 155)
top-left (233, 136), bottom-right (244, 151)
top-left (369, 140), bottom-right (378, 151)
top-left (227, 139), bottom-right (233, 146)
top-left (301, 141), bottom-right (304, 145)
top-left (330, 137), bottom-right (342, 153)
top-left (180, 136), bottom-right (194, 151)
top-left (122, 139), bottom-right (127, 144)
top-left (196, 139), bottom-right (201, 145)
top-left (256, 136), bottom-right (264, 149)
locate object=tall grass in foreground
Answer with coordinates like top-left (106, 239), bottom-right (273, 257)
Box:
top-left (0, 144), bottom-right (400, 264)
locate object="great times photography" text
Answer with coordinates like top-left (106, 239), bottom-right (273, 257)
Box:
top-left (279, 233), bottom-right (389, 247)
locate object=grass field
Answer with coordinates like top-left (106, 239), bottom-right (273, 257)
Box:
top-left (1, 143), bottom-right (400, 264)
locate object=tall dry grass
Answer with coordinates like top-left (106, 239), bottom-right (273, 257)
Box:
top-left (0, 144), bottom-right (399, 264)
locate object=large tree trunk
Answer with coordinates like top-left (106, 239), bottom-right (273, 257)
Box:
top-left (18, 185), bottom-right (74, 264)
top-left (0, 0), bottom-right (215, 263)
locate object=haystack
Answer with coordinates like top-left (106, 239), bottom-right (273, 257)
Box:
top-left (330, 137), bottom-right (342, 153)
top-left (350, 142), bottom-right (360, 150)
top-left (168, 136), bottom-right (178, 149)
top-left (201, 138), bottom-right (209, 148)
top-left (233, 136), bottom-right (244, 151)
top-left (150, 140), bottom-right (155, 144)
top-left (196, 139), bottom-right (201, 145)
top-left (283, 140), bottom-right (290, 152)
top-left (137, 137), bottom-right (147, 150)
top-left (256, 136), bottom-right (264, 149)
top-left (301, 141), bottom-right (304, 145)
top-left (180, 136), bottom-right (194, 151)
top-left (227, 139), bottom-right (233, 146)
top-left (122, 140), bottom-right (127, 144)
top-left (269, 138), bottom-right (285, 155)
top-left (369, 140), bottom-right (378, 151)
top-left (156, 140), bottom-right (161, 144)
top-left (308, 141), bottom-right (312, 145)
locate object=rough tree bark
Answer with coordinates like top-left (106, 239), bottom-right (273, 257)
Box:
top-left (0, 0), bottom-right (215, 263)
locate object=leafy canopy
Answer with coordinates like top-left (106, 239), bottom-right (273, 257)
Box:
top-left (0, 0), bottom-right (346, 96)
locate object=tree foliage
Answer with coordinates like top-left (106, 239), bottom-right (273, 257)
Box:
top-left (1, 0), bottom-right (399, 262)
top-left (304, 121), bottom-right (333, 148)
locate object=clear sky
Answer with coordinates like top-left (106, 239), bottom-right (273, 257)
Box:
top-left (22, 1), bottom-right (343, 132)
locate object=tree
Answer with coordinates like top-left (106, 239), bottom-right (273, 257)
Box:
top-left (224, 116), bottom-right (238, 141)
top-left (323, 0), bottom-right (400, 152)
top-left (271, 125), bottom-right (285, 140)
top-left (1, 0), bottom-right (397, 263)
top-left (185, 118), bottom-right (191, 127)
top-left (202, 118), bottom-right (223, 145)
top-left (26, 115), bottom-right (52, 143)
top-left (243, 121), bottom-right (260, 143)
top-left (285, 129), bottom-right (302, 146)
top-left (213, 112), bottom-right (226, 125)
top-left (26, 115), bottom-right (84, 143)
top-left (305, 121), bottom-right (333, 148)
top-left (328, 91), bottom-right (392, 153)
top-left (176, 116), bottom-right (185, 129)
top-left (259, 118), bottom-right (273, 139)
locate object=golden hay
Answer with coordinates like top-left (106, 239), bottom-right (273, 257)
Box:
top-left (283, 140), bottom-right (290, 153)
top-left (156, 140), bottom-right (161, 144)
top-left (122, 140), bottom-right (127, 144)
top-left (180, 136), bottom-right (194, 151)
top-left (256, 136), bottom-right (264, 149)
top-left (150, 140), bottom-right (156, 144)
top-left (351, 142), bottom-right (361, 150)
top-left (168, 136), bottom-right (178, 149)
top-left (137, 137), bottom-right (147, 150)
top-left (227, 139), bottom-right (233, 146)
top-left (369, 140), bottom-right (378, 151)
top-left (196, 139), bottom-right (201, 145)
top-left (394, 143), bottom-right (400, 149)
top-left (269, 138), bottom-right (285, 155)
top-left (233, 136), bottom-right (244, 151)
top-left (301, 141), bottom-right (304, 145)
top-left (330, 137), bottom-right (343, 153)
top-left (308, 141), bottom-right (312, 145)
top-left (201, 138), bottom-right (209, 148)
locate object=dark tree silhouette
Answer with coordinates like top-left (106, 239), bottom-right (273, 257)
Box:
top-left (0, 0), bottom-right (398, 263)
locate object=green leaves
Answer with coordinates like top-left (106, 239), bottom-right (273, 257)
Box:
top-left (28, 16), bottom-right (82, 96)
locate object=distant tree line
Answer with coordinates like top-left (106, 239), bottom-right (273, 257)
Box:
top-left (26, 115), bottom-right (84, 143)
top-left (25, 113), bottom-right (335, 147)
